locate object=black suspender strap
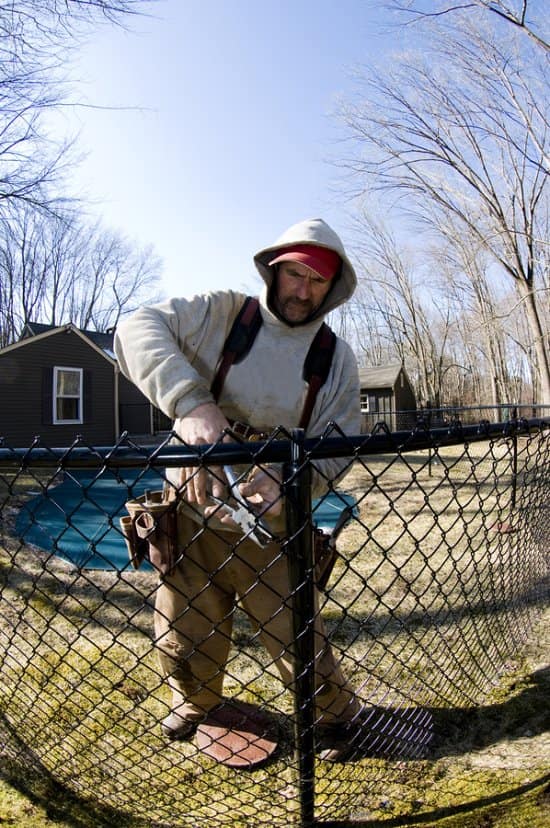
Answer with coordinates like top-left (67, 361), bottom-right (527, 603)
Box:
top-left (210, 296), bottom-right (262, 403)
top-left (298, 322), bottom-right (337, 430)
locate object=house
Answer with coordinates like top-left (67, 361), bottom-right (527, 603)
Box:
top-left (0, 323), bottom-right (171, 447)
top-left (0, 325), bottom-right (420, 446)
top-left (359, 363), bottom-right (417, 432)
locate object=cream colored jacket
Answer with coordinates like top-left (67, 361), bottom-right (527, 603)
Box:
top-left (114, 218), bottom-right (360, 498)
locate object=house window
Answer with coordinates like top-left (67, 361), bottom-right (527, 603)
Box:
top-left (360, 391), bottom-right (370, 413)
top-left (53, 367), bottom-right (83, 424)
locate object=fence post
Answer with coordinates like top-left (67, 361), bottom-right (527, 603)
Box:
top-left (511, 406), bottom-right (518, 509)
top-left (284, 428), bottom-right (315, 828)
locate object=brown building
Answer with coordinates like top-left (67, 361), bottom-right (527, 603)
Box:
top-left (359, 363), bottom-right (417, 432)
top-left (0, 323), bottom-right (170, 447)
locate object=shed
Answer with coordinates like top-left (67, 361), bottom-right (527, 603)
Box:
top-left (0, 323), bottom-right (171, 447)
top-left (359, 363), bottom-right (417, 432)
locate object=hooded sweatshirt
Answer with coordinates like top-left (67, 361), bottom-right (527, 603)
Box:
top-left (114, 218), bottom-right (360, 497)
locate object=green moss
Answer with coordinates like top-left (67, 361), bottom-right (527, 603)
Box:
top-left (401, 779), bottom-right (550, 828)
top-left (0, 762), bottom-right (147, 828)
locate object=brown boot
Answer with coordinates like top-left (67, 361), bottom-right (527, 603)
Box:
top-left (161, 712), bottom-right (199, 741)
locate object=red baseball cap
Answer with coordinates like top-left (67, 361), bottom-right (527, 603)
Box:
top-left (268, 243), bottom-right (341, 280)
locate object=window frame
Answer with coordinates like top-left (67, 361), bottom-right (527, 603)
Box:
top-left (53, 366), bottom-right (84, 425)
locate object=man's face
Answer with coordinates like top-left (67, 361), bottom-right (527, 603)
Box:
top-left (273, 261), bottom-right (332, 324)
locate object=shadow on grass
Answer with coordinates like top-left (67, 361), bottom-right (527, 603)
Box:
top-left (0, 726), bottom-right (152, 828)
top-left (1, 666), bottom-right (548, 827)
top-left (323, 775), bottom-right (550, 827)
top-left (430, 665), bottom-right (550, 757)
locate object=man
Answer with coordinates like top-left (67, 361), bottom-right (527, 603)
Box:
top-left (114, 218), bottom-right (364, 762)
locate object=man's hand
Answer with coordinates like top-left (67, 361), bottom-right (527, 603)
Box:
top-left (173, 402), bottom-right (230, 504)
top-left (239, 467), bottom-right (282, 517)
top-left (203, 465), bottom-right (282, 536)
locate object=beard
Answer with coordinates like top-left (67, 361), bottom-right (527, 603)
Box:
top-left (276, 296), bottom-right (317, 324)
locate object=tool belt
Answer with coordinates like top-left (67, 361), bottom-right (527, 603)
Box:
top-left (119, 489), bottom-right (178, 576)
top-left (227, 419), bottom-right (271, 441)
top-left (119, 488), bottom-right (339, 588)
top-left (313, 528), bottom-right (339, 591)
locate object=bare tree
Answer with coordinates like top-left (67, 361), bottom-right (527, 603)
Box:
top-left (388, 0), bottom-right (549, 52)
top-left (340, 9), bottom-right (550, 403)
top-left (0, 1), bottom-right (158, 215)
top-left (0, 1), bottom-right (162, 348)
top-left (341, 207), bottom-right (541, 409)
top-left (347, 213), bottom-right (458, 407)
top-left (440, 251), bottom-right (509, 404)
top-left (70, 224), bottom-right (163, 332)
top-left (0, 206), bottom-right (162, 346)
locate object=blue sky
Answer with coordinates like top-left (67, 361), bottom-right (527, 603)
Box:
top-left (62, 0), bottom-right (404, 298)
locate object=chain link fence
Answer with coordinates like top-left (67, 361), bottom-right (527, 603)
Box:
top-left (0, 414), bottom-right (548, 827)
top-left (362, 402), bottom-right (550, 432)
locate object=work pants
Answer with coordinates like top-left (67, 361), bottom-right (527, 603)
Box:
top-left (154, 516), bottom-right (361, 724)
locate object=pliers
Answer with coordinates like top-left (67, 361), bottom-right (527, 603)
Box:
top-left (208, 465), bottom-right (275, 548)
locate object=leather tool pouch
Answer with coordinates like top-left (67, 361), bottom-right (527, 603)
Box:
top-left (119, 490), bottom-right (339, 585)
top-left (119, 490), bottom-right (178, 576)
top-left (314, 528), bottom-right (338, 590)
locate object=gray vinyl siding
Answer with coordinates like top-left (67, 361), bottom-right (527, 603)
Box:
top-left (359, 365), bottom-right (418, 433)
top-left (118, 374), bottom-right (156, 434)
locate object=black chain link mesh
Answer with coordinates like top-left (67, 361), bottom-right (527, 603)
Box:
top-left (0, 416), bottom-right (548, 827)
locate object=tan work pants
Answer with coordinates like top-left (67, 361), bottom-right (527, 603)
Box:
top-left (154, 516), bottom-right (361, 724)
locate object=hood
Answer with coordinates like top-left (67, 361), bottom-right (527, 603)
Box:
top-left (254, 218), bottom-right (357, 321)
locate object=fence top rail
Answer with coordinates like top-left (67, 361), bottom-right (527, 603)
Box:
top-left (0, 417), bottom-right (548, 470)
top-left (381, 403), bottom-right (550, 415)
